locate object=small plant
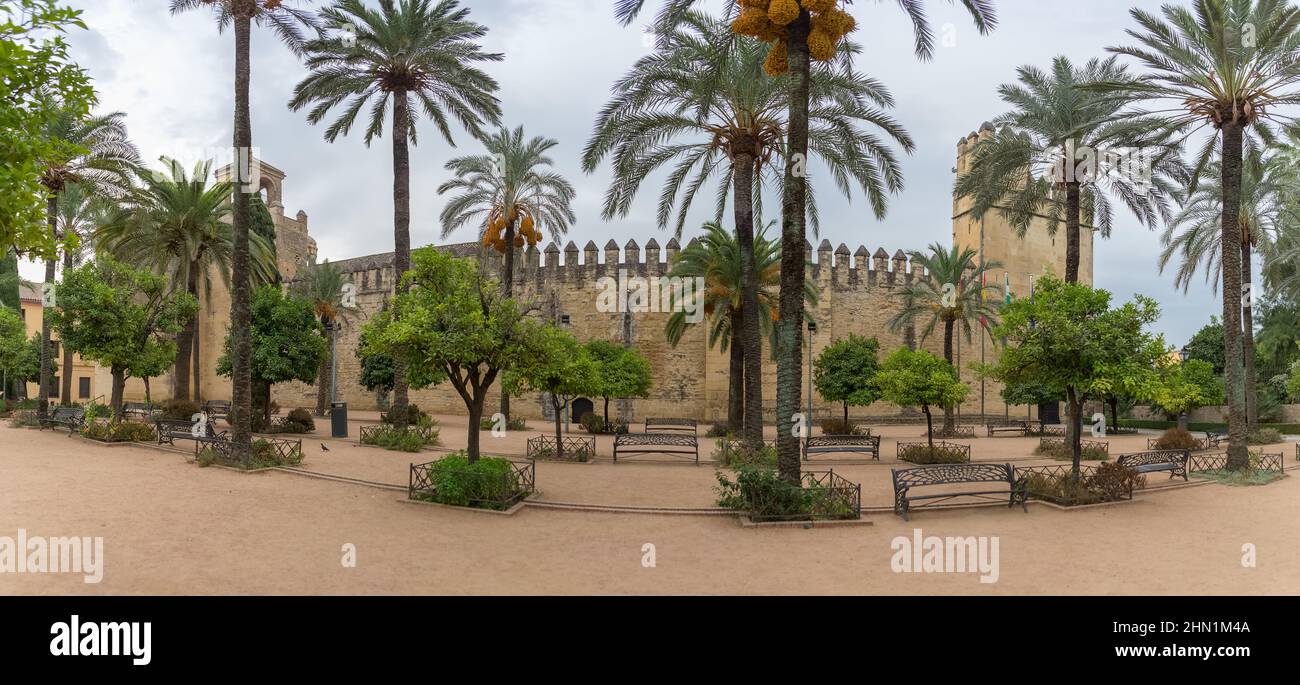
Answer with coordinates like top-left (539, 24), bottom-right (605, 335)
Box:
top-left (819, 418), bottom-right (867, 436)
top-left (897, 441), bottom-right (970, 464)
top-left (579, 413), bottom-right (627, 435)
top-left (381, 403), bottom-right (430, 427)
top-left (1247, 427), bottom-right (1281, 445)
top-left (479, 415), bottom-right (527, 431)
top-left (1021, 463), bottom-right (1145, 506)
top-left (714, 466), bottom-right (857, 521)
top-left (362, 424), bottom-right (439, 452)
top-left (81, 420), bottom-right (156, 443)
top-left (160, 399), bottom-right (200, 421)
top-left (195, 446), bottom-right (219, 468)
top-left (83, 402), bottom-right (112, 420)
top-left (712, 438), bottom-right (777, 468)
top-left (419, 453), bottom-right (532, 510)
top-left (282, 407), bottom-right (315, 434)
top-left (8, 410), bottom-right (39, 428)
top-left (1034, 438), bottom-right (1110, 462)
top-left (1152, 427), bottom-right (1201, 451)
top-left (705, 423), bottom-right (732, 438)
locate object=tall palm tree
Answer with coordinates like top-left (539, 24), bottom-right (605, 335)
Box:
top-left (171, 0), bottom-right (319, 460)
top-left (53, 182), bottom-right (118, 404)
top-left (887, 244), bottom-right (1002, 434)
top-left (1100, 0), bottom-right (1300, 469)
top-left (662, 221), bottom-right (800, 433)
top-left (1160, 156), bottom-right (1286, 429)
top-left (36, 105), bottom-right (138, 418)
top-left (437, 125), bottom-right (576, 421)
top-left (288, 0), bottom-right (501, 428)
top-left (291, 256), bottom-right (352, 416)
top-left (588, 9), bottom-right (913, 451)
top-left (96, 158), bottom-right (278, 402)
top-left (955, 55), bottom-right (1187, 283)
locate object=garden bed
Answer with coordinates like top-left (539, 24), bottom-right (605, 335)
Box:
top-left (1015, 463), bottom-right (1145, 506)
top-left (1147, 435), bottom-right (1215, 451)
top-left (1035, 437), bottom-right (1110, 461)
top-left (1189, 451), bottom-right (1285, 486)
top-left (930, 425), bottom-right (976, 439)
top-left (360, 423), bottom-right (440, 452)
top-left (712, 437), bottom-right (777, 468)
top-left (408, 454), bottom-right (535, 511)
top-left (79, 419), bottom-right (158, 444)
top-left (195, 437), bottom-right (304, 469)
top-left (715, 467), bottom-right (861, 522)
top-left (896, 440), bottom-right (971, 464)
top-left (526, 434), bottom-right (596, 462)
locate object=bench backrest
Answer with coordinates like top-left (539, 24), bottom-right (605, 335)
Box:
top-left (52, 406), bottom-right (84, 419)
top-left (155, 418), bottom-right (218, 438)
top-left (807, 435), bottom-right (880, 448)
top-left (615, 432), bottom-right (697, 447)
top-left (645, 418), bottom-right (696, 434)
top-left (892, 463), bottom-right (1014, 489)
top-left (1117, 450), bottom-right (1188, 468)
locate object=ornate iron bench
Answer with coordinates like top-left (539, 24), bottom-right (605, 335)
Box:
top-left (613, 432), bottom-right (699, 464)
top-left (803, 434), bottom-right (881, 461)
top-left (39, 406), bottom-right (85, 435)
top-left (1117, 449), bottom-right (1189, 481)
top-left (1204, 430), bottom-right (1225, 449)
top-left (986, 420), bottom-right (1038, 437)
top-left (123, 402), bottom-right (159, 421)
top-left (155, 418), bottom-right (226, 447)
top-left (644, 417), bottom-right (698, 435)
top-left (202, 400), bottom-right (231, 424)
top-left (891, 463), bottom-right (1027, 521)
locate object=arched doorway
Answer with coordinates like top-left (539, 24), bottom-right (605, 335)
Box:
top-left (571, 397), bottom-right (595, 424)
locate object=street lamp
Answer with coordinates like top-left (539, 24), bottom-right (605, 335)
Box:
top-left (806, 320), bottom-right (816, 436)
top-left (1178, 345), bottom-right (1190, 429)
top-left (1179, 345), bottom-right (1190, 363)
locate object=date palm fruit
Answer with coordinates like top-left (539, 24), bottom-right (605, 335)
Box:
top-left (767, 0), bottom-right (800, 27)
top-left (764, 39), bottom-right (788, 76)
top-left (803, 0), bottom-right (835, 13)
top-left (808, 27), bottom-right (835, 61)
top-left (741, 0), bottom-right (771, 7)
top-left (514, 235), bottom-right (525, 248)
top-left (521, 214), bottom-right (535, 235)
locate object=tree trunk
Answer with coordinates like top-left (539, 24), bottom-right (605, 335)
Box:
top-left (1241, 237), bottom-right (1257, 430)
top-left (1065, 181), bottom-right (1081, 283)
top-left (59, 246), bottom-right (73, 405)
top-left (923, 405), bottom-right (933, 448)
top-left (227, 11), bottom-right (255, 462)
top-left (774, 12), bottom-right (811, 484)
top-left (110, 366), bottom-right (126, 423)
top-left (727, 313), bottom-right (744, 434)
top-left (553, 395), bottom-right (564, 459)
top-left (1108, 397), bottom-right (1119, 435)
top-left (466, 391), bottom-right (484, 464)
top-left (389, 89), bottom-right (412, 429)
top-left (1067, 386), bottom-right (1082, 477)
top-left (314, 325), bottom-right (330, 416)
top-left (1219, 122), bottom-right (1248, 470)
top-left (843, 402), bottom-right (848, 426)
top-left (173, 270), bottom-right (197, 401)
top-left (731, 149), bottom-right (764, 451)
top-left (144, 377), bottom-right (151, 404)
top-left (500, 216), bottom-right (516, 423)
top-left (942, 317), bottom-right (956, 434)
top-left (38, 194), bottom-right (57, 420)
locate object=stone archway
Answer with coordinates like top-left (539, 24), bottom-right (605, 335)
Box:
top-left (571, 397), bottom-right (595, 424)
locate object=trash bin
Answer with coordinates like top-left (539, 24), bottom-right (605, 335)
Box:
top-left (331, 402), bottom-right (348, 438)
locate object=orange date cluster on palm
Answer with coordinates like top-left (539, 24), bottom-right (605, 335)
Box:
top-left (482, 207), bottom-right (542, 253)
top-left (732, 0), bottom-right (857, 76)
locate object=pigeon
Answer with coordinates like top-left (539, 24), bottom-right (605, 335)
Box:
top-left (320, 443), bottom-right (330, 452)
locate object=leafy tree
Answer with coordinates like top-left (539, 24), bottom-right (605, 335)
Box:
top-left (218, 285), bottom-right (326, 431)
top-left (289, 0), bottom-right (502, 429)
top-left (1287, 344), bottom-right (1300, 401)
top-left (171, 0), bottom-right (320, 460)
top-left (504, 328), bottom-right (601, 459)
top-left (955, 55), bottom-right (1185, 283)
top-left (988, 276), bottom-right (1160, 475)
top-left (888, 243), bottom-right (1002, 432)
top-left (0, 309), bottom-right (34, 400)
top-left (874, 348), bottom-right (969, 448)
top-left (49, 257), bottom-right (197, 421)
top-left (1098, 0), bottom-right (1300, 469)
top-left (1151, 358), bottom-right (1225, 430)
top-left (1184, 318), bottom-right (1226, 375)
top-left (97, 158), bottom-right (278, 402)
top-left (0, 0), bottom-right (95, 258)
top-left (0, 249), bottom-right (22, 311)
top-left (585, 341), bottom-right (653, 426)
top-left (813, 334), bottom-right (881, 425)
top-left (361, 248), bottom-right (541, 462)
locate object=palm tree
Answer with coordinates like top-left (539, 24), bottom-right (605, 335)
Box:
top-left (437, 125), bottom-right (576, 421)
top-left (291, 256), bottom-right (352, 416)
top-left (888, 243), bottom-right (1002, 434)
top-left (588, 9), bottom-right (913, 451)
top-left (96, 158), bottom-right (278, 402)
top-left (36, 105), bottom-right (138, 418)
top-left (1161, 157), bottom-right (1286, 429)
top-left (1100, 0), bottom-right (1300, 469)
top-left (53, 183), bottom-right (116, 405)
top-left (955, 55), bottom-right (1187, 283)
top-left (171, 0), bottom-right (319, 460)
top-left (288, 0), bottom-right (501, 428)
top-left (662, 221), bottom-right (804, 433)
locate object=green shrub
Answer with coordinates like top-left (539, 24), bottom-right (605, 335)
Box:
top-left (897, 442), bottom-right (969, 464)
top-left (8, 410), bottom-right (39, 428)
top-left (362, 424), bottom-right (438, 452)
top-left (819, 418), bottom-right (867, 436)
top-left (1033, 438), bottom-right (1110, 462)
top-left (1152, 427), bottom-right (1201, 450)
top-left (1247, 428), bottom-right (1282, 445)
top-left (421, 453), bottom-right (531, 510)
top-left (1021, 463), bottom-right (1145, 505)
top-left (579, 413), bottom-right (627, 435)
top-left (195, 446), bottom-right (219, 468)
top-left (712, 439), bottom-right (777, 468)
top-left (282, 407), bottom-right (315, 433)
top-left (80, 420), bottom-right (156, 443)
top-left (479, 415), bottom-right (528, 431)
top-left (160, 399), bottom-right (200, 421)
top-left (705, 423), bottom-right (732, 438)
top-left (381, 404), bottom-right (431, 427)
top-left (714, 466), bottom-right (855, 520)
top-left (84, 402), bottom-right (112, 420)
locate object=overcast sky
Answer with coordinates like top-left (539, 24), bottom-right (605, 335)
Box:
top-left (22, 0), bottom-right (1234, 345)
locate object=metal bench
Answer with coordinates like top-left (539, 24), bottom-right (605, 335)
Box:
top-left (155, 418), bottom-right (226, 447)
top-left (891, 463), bottom-right (1027, 521)
top-left (986, 420), bottom-right (1037, 437)
top-left (203, 400), bottom-right (231, 424)
top-left (613, 432), bottom-right (699, 464)
top-left (1204, 430), bottom-right (1225, 449)
top-left (1117, 449), bottom-right (1189, 482)
top-left (644, 417), bottom-right (697, 435)
top-left (803, 434), bottom-right (881, 461)
top-left (39, 406), bottom-right (85, 435)
top-left (123, 402), bottom-right (158, 421)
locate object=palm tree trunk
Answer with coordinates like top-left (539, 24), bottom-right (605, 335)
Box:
top-left (727, 314), bottom-right (744, 434)
top-left (1219, 122), bottom-right (1248, 470)
top-left (315, 351), bottom-right (330, 416)
top-left (1241, 237), bottom-right (1257, 430)
top-left (192, 319), bottom-right (201, 403)
top-left (173, 270), bottom-right (197, 401)
top-left (390, 89), bottom-right (412, 429)
top-left (942, 317), bottom-right (956, 434)
top-left (1067, 385), bottom-right (1082, 477)
top-left (1065, 181), bottom-right (1081, 283)
top-left (227, 10), bottom-right (255, 462)
top-left (59, 241), bottom-right (73, 406)
top-left (500, 217), bottom-right (515, 423)
top-left (38, 194), bottom-right (57, 421)
top-left (731, 150), bottom-right (764, 451)
top-left (775, 12), bottom-right (811, 484)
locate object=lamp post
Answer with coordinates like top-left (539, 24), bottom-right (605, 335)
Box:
top-left (806, 320), bottom-right (816, 436)
top-left (1177, 345), bottom-right (1191, 430)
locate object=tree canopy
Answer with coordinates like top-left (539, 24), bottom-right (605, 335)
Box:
top-left (584, 340), bottom-right (653, 425)
top-left (813, 334), bottom-right (881, 423)
top-left (874, 347), bottom-right (968, 446)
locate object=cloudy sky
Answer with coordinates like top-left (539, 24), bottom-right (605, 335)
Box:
top-left (22, 0), bottom-right (1232, 345)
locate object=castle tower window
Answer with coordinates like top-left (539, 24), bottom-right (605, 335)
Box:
top-left (362, 271), bottom-right (370, 290)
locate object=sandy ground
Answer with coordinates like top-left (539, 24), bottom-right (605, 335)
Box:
top-left (2, 419), bottom-right (1297, 595)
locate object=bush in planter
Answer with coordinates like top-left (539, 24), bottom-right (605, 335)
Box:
top-left (714, 466), bottom-right (855, 520)
top-left (362, 424), bottom-right (439, 452)
top-left (1034, 438), bottom-right (1109, 462)
top-left (819, 418), bottom-right (867, 436)
top-left (705, 423), bottom-right (732, 438)
top-left (283, 408), bottom-right (315, 433)
top-left (712, 439), bottom-right (777, 469)
top-left (423, 453), bottom-right (530, 510)
top-left (160, 399), bottom-right (200, 422)
top-left (8, 410), bottom-right (39, 427)
top-left (1021, 463), bottom-right (1145, 505)
top-left (479, 415), bottom-right (527, 431)
top-left (381, 403), bottom-right (431, 427)
top-left (1247, 427), bottom-right (1282, 445)
top-left (1152, 427), bottom-right (1200, 450)
top-left (897, 442), bottom-right (969, 464)
top-left (579, 413), bottom-right (628, 435)
top-left (81, 420), bottom-right (155, 443)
